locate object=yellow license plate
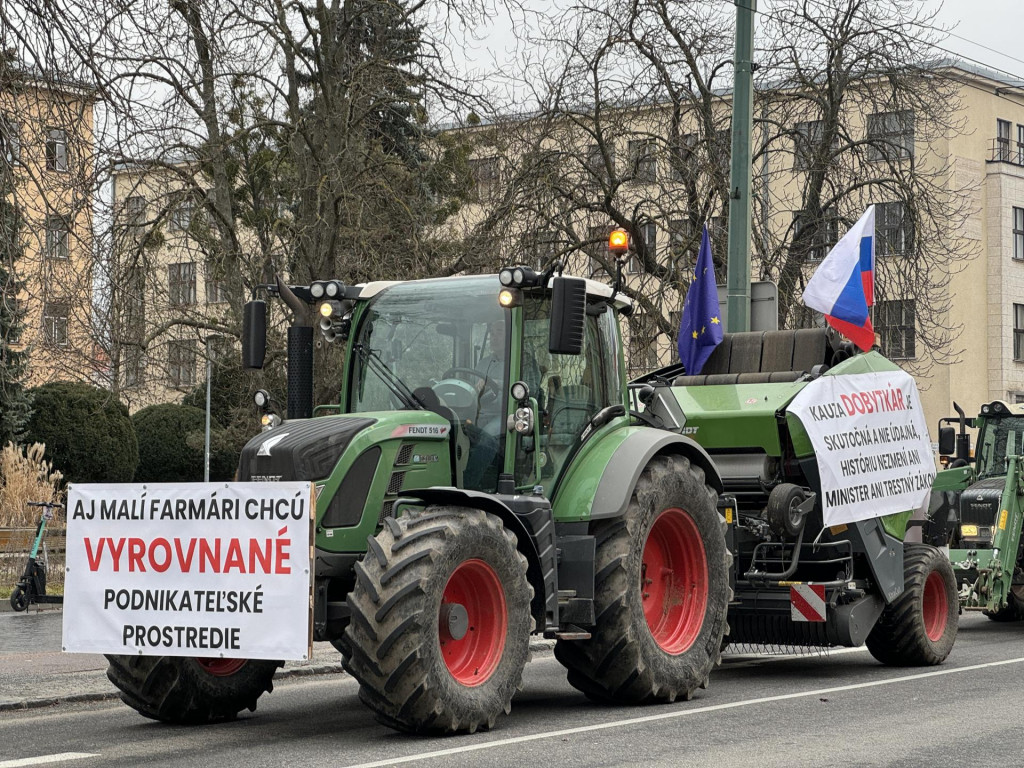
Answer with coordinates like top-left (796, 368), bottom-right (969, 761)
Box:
top-left (961, 524), bottom-right (979, 537)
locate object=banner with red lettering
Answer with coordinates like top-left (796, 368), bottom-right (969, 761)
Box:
top-left (63, 482), bottom-right (314, 660)
top-left (786, 369), bottom-right (935, 527)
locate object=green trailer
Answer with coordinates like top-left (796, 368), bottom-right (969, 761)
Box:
top-left (103, 266), bottom-right (958, 735)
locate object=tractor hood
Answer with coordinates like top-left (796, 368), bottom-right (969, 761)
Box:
top-left (238, 416), bottom-right (377, 482)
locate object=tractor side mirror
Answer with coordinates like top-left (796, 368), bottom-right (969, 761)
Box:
top-left (549, 276), bottom-right (586, 355)
top-left (242, 300), bottom-right (267, 369)
top-left (937, 426), bottom-right (955, 456)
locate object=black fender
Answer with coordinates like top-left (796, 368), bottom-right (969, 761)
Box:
top-left (590, 430), bottom-right (724, 521)
top-left (395, 487), bottom-right (554, 633)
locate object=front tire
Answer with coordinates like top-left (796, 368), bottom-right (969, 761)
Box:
top-left (554, 454), bottom-right (730, 704)
top-left (10, 586), bottom-right (28, 612)
top-left (866, 543), bottom-right (958, 666)
top-left (105, 655), bottom-right (281, 723)
top-left (984, 585), bottom-right (1024, 622)
top-left (344, 507), bottom-right (532, 735)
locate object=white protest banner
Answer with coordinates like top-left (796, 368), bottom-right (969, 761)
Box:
top-left (63, 482), bottom-right (314, 661)
top-left (786, 369), bottom-right (935, 527)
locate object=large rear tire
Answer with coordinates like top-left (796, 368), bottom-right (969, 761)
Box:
top-left (554, 454), bottom-right (730, 704)
top-left (866, 543), bottom-right (957, 666)
top-left (105, 655), bottom-right (281, 723)
top-left (344, 507), bottom-right (532, 735)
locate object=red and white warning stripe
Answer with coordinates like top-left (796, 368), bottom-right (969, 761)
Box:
top-left (790, 584), bottom-right (827, 622)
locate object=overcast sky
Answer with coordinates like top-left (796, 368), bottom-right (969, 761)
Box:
top-left (929, 0), bottom-right (1024, 78)
top-left (458, 1), bottom-right (1024, 86)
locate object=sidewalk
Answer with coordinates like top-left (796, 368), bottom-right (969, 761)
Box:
top-left (0, 610), bottom-right (346, 712)
top-left (0, 606), bottom-right (553, 713)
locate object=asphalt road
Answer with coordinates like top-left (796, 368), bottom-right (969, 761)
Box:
top-left (1, 612), bottom-right (1021, 768)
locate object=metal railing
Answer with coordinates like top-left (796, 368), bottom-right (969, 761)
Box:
top-left (991, 137), bottom-right (1024, 166)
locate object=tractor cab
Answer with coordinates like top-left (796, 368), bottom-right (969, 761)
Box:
top-left (931, 401), bottom-right (1024, 550)
top-left (339, 272), bottom-right (630, 495)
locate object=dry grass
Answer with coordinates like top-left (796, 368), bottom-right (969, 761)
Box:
top-left (0, 442), bottom-right (64, 527)
top-left (0, 443), bottom-right (65, 597)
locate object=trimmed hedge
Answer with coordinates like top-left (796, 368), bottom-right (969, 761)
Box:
top-left (132, 403), bottom-right (205, 482)
top-left (133, 403), bottom-right (236, 482)
top-left (25, 381), bottom-right (138, 483)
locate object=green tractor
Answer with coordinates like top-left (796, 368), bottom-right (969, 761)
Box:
top-left (923, 401), bottom-right (1024, 619)
top-left (104, 267), bottom-right (958, 734)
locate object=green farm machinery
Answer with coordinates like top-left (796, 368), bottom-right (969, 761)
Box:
top-left (104, 266), bottom-right (958, 734)
top-left (923, 401), bottom-right (1024, 619)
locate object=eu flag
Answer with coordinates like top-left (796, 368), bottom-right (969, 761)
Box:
top-left (677, 225), bottom-right (723, 374)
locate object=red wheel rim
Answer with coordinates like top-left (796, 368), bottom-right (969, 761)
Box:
top-left (196, 658), bottom-right (246, 676)
top-left (642, 508), bottom-right (708, 654)
top-left (439, 559), bottom-right (507, 686)
top-left (922, 570), bottom-right (948, 642)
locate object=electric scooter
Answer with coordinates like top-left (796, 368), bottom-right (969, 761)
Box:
top-left (10, 501), bottom-right (64, 612)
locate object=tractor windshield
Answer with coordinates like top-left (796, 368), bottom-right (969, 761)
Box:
top-left (976, 415), bottom-right (1024, 478)
top-left (349, 276), bottom-right (509, 490)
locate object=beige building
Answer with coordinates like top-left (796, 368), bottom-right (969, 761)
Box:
top-left (0, 69), bottom-right (97, 386)
top-left (108, 163), bottom-right (231, 411)
top-left (448, 62), bottom-right (1024, 435)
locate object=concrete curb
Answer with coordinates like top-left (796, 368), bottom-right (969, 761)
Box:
top-left (0, 639), bottom-right (556, 713)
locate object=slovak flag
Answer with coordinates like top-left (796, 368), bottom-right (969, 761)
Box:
top-left (801, 206), bottom-right (875, 352)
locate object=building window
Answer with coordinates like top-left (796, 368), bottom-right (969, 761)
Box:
top-left (45, 216), bottom-right (70, 260)
top-left (1, 118), bottom-right (20, 165)
top-left (877, 299), bottom-right (915, 359)
top-left (669, 218), bottom-right (695, 263)
top-left (585, 143), bottom-right (613, 186)
top-left (867, 110), bottom-right (914, 162)
top-left (42, 301), bottom-right (69, 346)
top-left (168, 340), bottom-right (197, 387)
top-left (793, 209), bottom-right (839, 261)
top-left (793, 119), bottom-right (838, 171)
top-left (1014, 207), bottom-right (1024, 261)
top-left (670, 134), bottom-right (697, 181)
top-left (125, 196), bottom-right (146, 233)
top-left (628, 313), bottom-right (659, 374)
top-left (710, 216), bottom-right (727, 245)
top-left (123, 347), bottom-right (145, 388)
top-left (997, 119), bottom-right (1012, 162)
top-left (468, 157), bottom-right (499, 201)
top-left (45, 128), bottom-right (68, 172)
top-left (586, 224), bottom-right (611, 278)
top-left (168, 262), bottom-right (197, 306)
top-left (527, 230), bottom-right (559, 268)
top-left (207, 334), bottom-right (233, 365)
top-left (1015, 304), bottom-right (1024, 362)
top-left (169, 199), bottom-right (194, 232)
top-left (875, 202), bottom-right (913, 256)
top-left (533, 150), bottom-right (562, 183)
top-left (628, 221), bottom-right (656, 274)
top-left (628, 139), bottom-right (657, 183)
top-left (205, 260), bottom-right (226, 304)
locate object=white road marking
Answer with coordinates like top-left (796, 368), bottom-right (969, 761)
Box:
top-left (342, 656), bottom-right (1024, 768)
top-left (0, 754), bottom-right (98, 768)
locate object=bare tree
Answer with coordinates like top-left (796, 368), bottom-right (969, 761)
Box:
top-left (2, 0), bottom-right (508, 408)
top-left (754, 0), bottom-right (972, 367)
top-left (460, 0), bottom-right (973, 370)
